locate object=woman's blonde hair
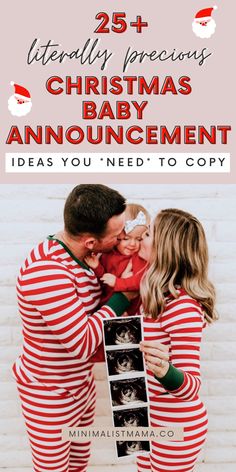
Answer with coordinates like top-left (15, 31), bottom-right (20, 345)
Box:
top-left (141, 208), bottom-right (217, 323)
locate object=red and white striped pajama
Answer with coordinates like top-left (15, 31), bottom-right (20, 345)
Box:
top-left (12, 237), bottom-right (129, 472)
top-left (137, 290), bottom-right (208, 472)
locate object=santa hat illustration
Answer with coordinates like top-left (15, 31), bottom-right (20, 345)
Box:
top-left (195, 6), bottom-right (218, 20)
top-left (10, 82), bottom-right (31, 101)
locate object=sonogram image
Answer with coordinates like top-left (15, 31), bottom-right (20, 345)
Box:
top-left (106, 348), bottom-right (144, 376)
top-left (103, 317), bottom-right (142, 346)
top-left (116, 440), bottom-right (150, 457)
top-left (113, 407), bottom-right (149, 427)
top-left (110, 377), bottom-right (147, 406)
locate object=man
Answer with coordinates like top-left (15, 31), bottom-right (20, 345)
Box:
top-left (12, 184), bottom-right (130, 472)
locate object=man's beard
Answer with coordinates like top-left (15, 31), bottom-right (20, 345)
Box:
top-left (92, 240), bottom-right (118, 253)
top-left (192, 19), bottom-right (216, 38)
top-left (8, 95), bottom-right (32, 116)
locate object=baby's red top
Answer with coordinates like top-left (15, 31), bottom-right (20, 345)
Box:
top-left (94, 248), bottom-right (147, 315)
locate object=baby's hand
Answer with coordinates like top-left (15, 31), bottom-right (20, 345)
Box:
top-left (101, 273), bottom-right (116, 287)
top-left (84, 253), bottom-right (100, 269)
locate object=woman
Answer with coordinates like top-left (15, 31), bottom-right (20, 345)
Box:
top-left (138, 208), bottom-right (217, 472)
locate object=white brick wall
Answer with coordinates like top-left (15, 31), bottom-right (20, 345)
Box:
top-left (0, 184), bottom-right (236, 472)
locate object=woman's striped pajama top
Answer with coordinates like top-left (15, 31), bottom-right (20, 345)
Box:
top-left (137, 290), bottom-right (208, 472)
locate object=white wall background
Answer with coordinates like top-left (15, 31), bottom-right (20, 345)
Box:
top-left (0, 184), bottom-right (236, 472)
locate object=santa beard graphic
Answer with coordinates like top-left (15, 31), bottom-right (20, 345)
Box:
top-left (192, 18), bottom-right (216, 39)
top-left (8, 95), bottom-right (32, 117)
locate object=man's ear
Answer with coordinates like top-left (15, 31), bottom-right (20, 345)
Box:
top-left (84, 237), bottom-right (97, 251)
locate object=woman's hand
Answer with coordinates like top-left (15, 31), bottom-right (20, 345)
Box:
top-left (140, 340), bottom-right (170, 378)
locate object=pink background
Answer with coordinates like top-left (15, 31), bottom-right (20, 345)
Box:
top-left (1, 0), bottom-right (235, 184)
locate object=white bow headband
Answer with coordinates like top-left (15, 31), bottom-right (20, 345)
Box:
top-left (124, 211), bottom-right (147, 234)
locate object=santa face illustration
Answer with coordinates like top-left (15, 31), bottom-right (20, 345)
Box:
top-left (192, 6), bottom-right (218, 39)
top-left (8, 82), bottom-right (32, 117)
top-left (192, 17), bottom-right (216, 38)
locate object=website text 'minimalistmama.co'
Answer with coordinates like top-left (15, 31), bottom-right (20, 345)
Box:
top-left (66, 429), bottom-right (178, 440)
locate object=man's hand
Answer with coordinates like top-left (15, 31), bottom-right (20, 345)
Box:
top-left (101, 273), bottom-right (116, 287)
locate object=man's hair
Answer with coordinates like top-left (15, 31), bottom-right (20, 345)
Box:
top-left (64, 184), bottom-right (126, 237)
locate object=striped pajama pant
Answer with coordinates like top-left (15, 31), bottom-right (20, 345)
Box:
top-left (16, 376), bottom-right (96, 472)
top-left (136, 395), bottom-right (208, 472)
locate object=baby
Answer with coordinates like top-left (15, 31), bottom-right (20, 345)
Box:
top-left (85, 203), bottom-right (150, 315)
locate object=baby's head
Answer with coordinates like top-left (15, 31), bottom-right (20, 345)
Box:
top-left (117, 203), bottom-right (150, 256)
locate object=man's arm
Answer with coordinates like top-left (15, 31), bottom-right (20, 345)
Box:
top-left (18, 260), bottom-right (129, 360)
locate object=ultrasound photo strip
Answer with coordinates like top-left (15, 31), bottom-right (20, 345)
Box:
top-left (102, 316), bottom-right (150, 458)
